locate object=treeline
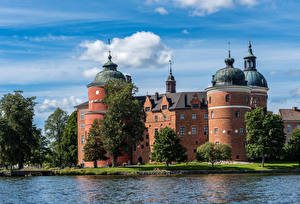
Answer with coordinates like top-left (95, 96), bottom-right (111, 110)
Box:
top-left (0, 91), bottom-right (77, 169)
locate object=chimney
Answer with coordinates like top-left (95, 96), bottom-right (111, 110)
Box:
top-left (155, 92), bottom-right (159, 101)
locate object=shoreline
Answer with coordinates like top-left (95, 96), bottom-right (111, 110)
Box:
top-left (2, 168), bottom-right (300, 177)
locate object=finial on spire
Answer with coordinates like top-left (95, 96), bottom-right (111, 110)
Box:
top-left (228, 41), bottom-right (231, 58)
top-left (108, 39), bottom-right (112, 61)
top-left (169, 59), bottom-right (172, 74)
top-left (248, 40), bottom-right (254, 55)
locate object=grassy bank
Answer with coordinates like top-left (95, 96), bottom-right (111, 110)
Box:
top-left (54, 161), bottom-right (300, 175)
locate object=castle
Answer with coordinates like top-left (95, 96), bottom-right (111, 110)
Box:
top-left (76, 42), bottom-right (268, 167)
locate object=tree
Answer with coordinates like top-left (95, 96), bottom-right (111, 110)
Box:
top-left (44, 108), bottom-right (68, 167)
top-left (245, 107), bottom-right (285, 167)
top-left (61, 110), bottom-right (78, 167)
top-left (151, 127), bottom-right (187, 166)
top-left (196, 142), bottom-right (232, 168)
top-left (99, 79), bottom-right (146, 167)
top-left (84, 119), bottom-right (108, 167)
top-left (285, 128), bottom-right (300, 166)
top-left (0, 90), bottom-right (39, 169)
top-left (30, 129), bottom-right (50, 168)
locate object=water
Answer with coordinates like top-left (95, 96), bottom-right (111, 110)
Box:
top-left (1, 174), bottom-right (300, 203)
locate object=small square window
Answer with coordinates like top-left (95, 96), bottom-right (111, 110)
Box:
top-left (145, 107), bottom-right (150, 112)
top-left (81, 123), bottom-right (85, 129)
top-left (204, 126), bottom-right (209, 135)
top-left (146, 142), bottom-right (149, 147)
top-left (204, 114), bottom-right (208, 120)
top-left (155, 128), bottom-right (159, 136)
top-left (192, 104), bottom-right (199, 108)
top-left (80, 111), bottom-right (84, 120)
top-left (163, 115), bottom-right (167, 121)
top-left (192, 113), bottom-right (197, 120)
top-left (162, 105), bottom-right (167, 110)
top-left (154, 116), bottom-right (158, 122)
top-left (180, 114), bottom-right (184, 120)
top-left (146, 135), bottom-right (149, 139)
top-left (228, 130), bottom-right (231, 135)
top-left (82, 147), bottom-right (84, 153)
top-left (193, 149), bottom-right (196, 153)
top-left (214, 128), bottom-right (218, 134)
top-left (81, 135), bottom-right (85, 144)
top-left (216, 141), bottom-right (219, 145)
top-left (180, 127), bottom-right (185, 135)
top-left (240, 128), bottom-right (244, 133)
top-left (192, 127), bottom-right (197, 135)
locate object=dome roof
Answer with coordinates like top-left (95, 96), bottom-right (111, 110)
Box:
top-left (244, 70), bottom-right (268, 88)
top-left (92, 55), bottom-right (126, 84)
top-left (212, 51), bottom-right (247, 86)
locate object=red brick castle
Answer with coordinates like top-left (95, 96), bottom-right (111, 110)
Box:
top-left (76, 42), bottom-right (268, 167)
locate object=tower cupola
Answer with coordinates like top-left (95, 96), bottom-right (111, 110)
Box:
top-left (244, 41), bottom-right (257, 71)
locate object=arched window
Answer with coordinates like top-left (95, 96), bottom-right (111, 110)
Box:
top-left (225, 94), bottom-right (230, 102)
top-left (211, 111), bottom-right (214, 119)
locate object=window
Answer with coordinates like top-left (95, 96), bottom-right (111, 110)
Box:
top-left (155, 128), bottom-right (159, 136)
top-left (81, 135), bottom-right (85, 144)
top-left (180, 127), bottom-right (185, 135)
top-left (145, 127), bottom-right (148, 132)
top-left (80, 123), bottom-right (84, 129)
top-left (180, 114), bottom-right (184, 120)
top-left (141, 145), bottom-right (144, 149)
top-left (146, 135), bottom-right (149, 139)
top-left (216, 141), bottom-right (219, 145)
top-left (287, 125), bottom-right (292, 133)
top-left (297, 124), bottom-right (300, 128)
top-left (146, 142), bottom-right (149, 147)
top-left (80, 111), bottom-right (84, 120)
top-left (209, 96), bottom-right (211, 104)
top-left (240, 128), bottom-right (244, 133)
top-left (235, 110), bottom-right (240, 118)
top-left (204, 126), bottom-right (209, 135)
top-left (154, 115), bottom-right (158, 122)
top-left (211, 111), bottom-right (214, 119)
top-left (192, 104), bottom-right (199, 108)
top-left (228, 130), bottom-right (231, 135)
top-left (192, 127), bottom-right (197, 135)
top-left (246, 96), bottom-right (249, 103)
top-left (162, 105), bottom-right (167, 110)
top-left (96, 90), bottom-right (99, 95)
top-left (204, 114), bottom-right (208, 120)
top-left (193, 149), bottom-right (196, 153)
top-left (145, 107), bottom-right (150, 112)
top-left (196, 141), bottom-right (198, 144)
top-left (225, 94), bottom-right (230, 102)
top-left (163, 115), bottom-right (167, 121)
top-left (214, 128), bottom-right (218, 134)
top-left (82, 147), bottom-right (84, 153)
top-left (192, 113), bottom-right (197, 120)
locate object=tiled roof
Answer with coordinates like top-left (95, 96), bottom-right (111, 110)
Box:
top-left (279, 109), bottom-right (300, 121)
top-left (74, 101), bottom-right (88, 108)
top-left (144, 92), bottom-right (207, 112)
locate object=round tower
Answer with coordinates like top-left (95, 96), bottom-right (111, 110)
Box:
top-left (83, 53), bottom-right (130, 167)
top-left (206, 50), bottom-right (251, 160)
top-left (243, 42), bottom-right (269, 109)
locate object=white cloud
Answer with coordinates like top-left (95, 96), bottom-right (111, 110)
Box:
top-left (269, 71), bottom-right (276, 76)
top-left (80, 31), bottom-right (172, 68)
top-left (83, 67), bottom-right (101, 78)
top-left (38, 96), bottom-right (84, 112)
top-left (155, 7), bottom-right (168, 15)
top-left (182, 29), bottom-right (189, 34)
top-left (238, 0), bottom-right (258, 6)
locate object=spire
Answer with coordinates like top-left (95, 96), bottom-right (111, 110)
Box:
top-left (248, 41), bottom-right (254, 56)
top-left (225, 41), bottom-right (235, 68)
top-left (108, 39), bottom-right (112, 61)
top-left (102, 38), bottom-right (118, 70)
top-left (166, 59), bottom-right (176, 93)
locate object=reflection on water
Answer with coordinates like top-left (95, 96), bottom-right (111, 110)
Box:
top-left (1, 174), bottom-right (300, 203)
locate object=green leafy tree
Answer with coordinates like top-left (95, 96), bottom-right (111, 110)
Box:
top-left (30, 130), bottom-right (50, 168)
top-left (196, 142), bottom-right (232, 168)
top-left (61, 110), bottom-right (78, 166)
top-left (84, 119), bottom-right (108, 167)
top-left (245, 107), bottom-right (285, 167)
top-left (99, 79), bottom-right (146, 167)
top-left (45, 107), bottom-right (68, 167)
top-left (285, 128), bottom-right (300, 166)
top-left (0, 90), bottom-right (39, 169)
top-left (151, 127), bottom-right (187, 166)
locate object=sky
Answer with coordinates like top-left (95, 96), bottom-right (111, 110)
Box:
top-left (0, 0), bottom-right (300, 129)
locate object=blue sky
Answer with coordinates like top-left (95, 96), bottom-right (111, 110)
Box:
top-left (0, 0), bottom-right (300, 128)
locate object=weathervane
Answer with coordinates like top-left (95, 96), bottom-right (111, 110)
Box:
top-left (169, 59), bottom-right (172, 74)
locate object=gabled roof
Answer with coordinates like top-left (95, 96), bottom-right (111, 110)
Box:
top-left (279, 108), bottom-right (300, 121)
top-left (144, 92), bottom-right (207, 112)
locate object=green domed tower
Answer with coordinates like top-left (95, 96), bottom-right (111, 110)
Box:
top-left (206, 48), bottom-right (251, 161)
top-left (243, 42), bottom-right (269, 109)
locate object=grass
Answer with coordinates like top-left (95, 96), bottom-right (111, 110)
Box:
top-left (54, 161), bottom-right (300, 175)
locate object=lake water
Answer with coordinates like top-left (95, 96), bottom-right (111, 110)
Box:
top-left (1, 174), bottom-right (300, 203)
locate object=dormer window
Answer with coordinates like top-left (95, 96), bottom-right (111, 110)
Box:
top-left (162, 105), bottom-right (167, 110)
top-left (192, 104), bottom-right (199, 108)
top-left (145, 107), bottom-right (150, 112)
